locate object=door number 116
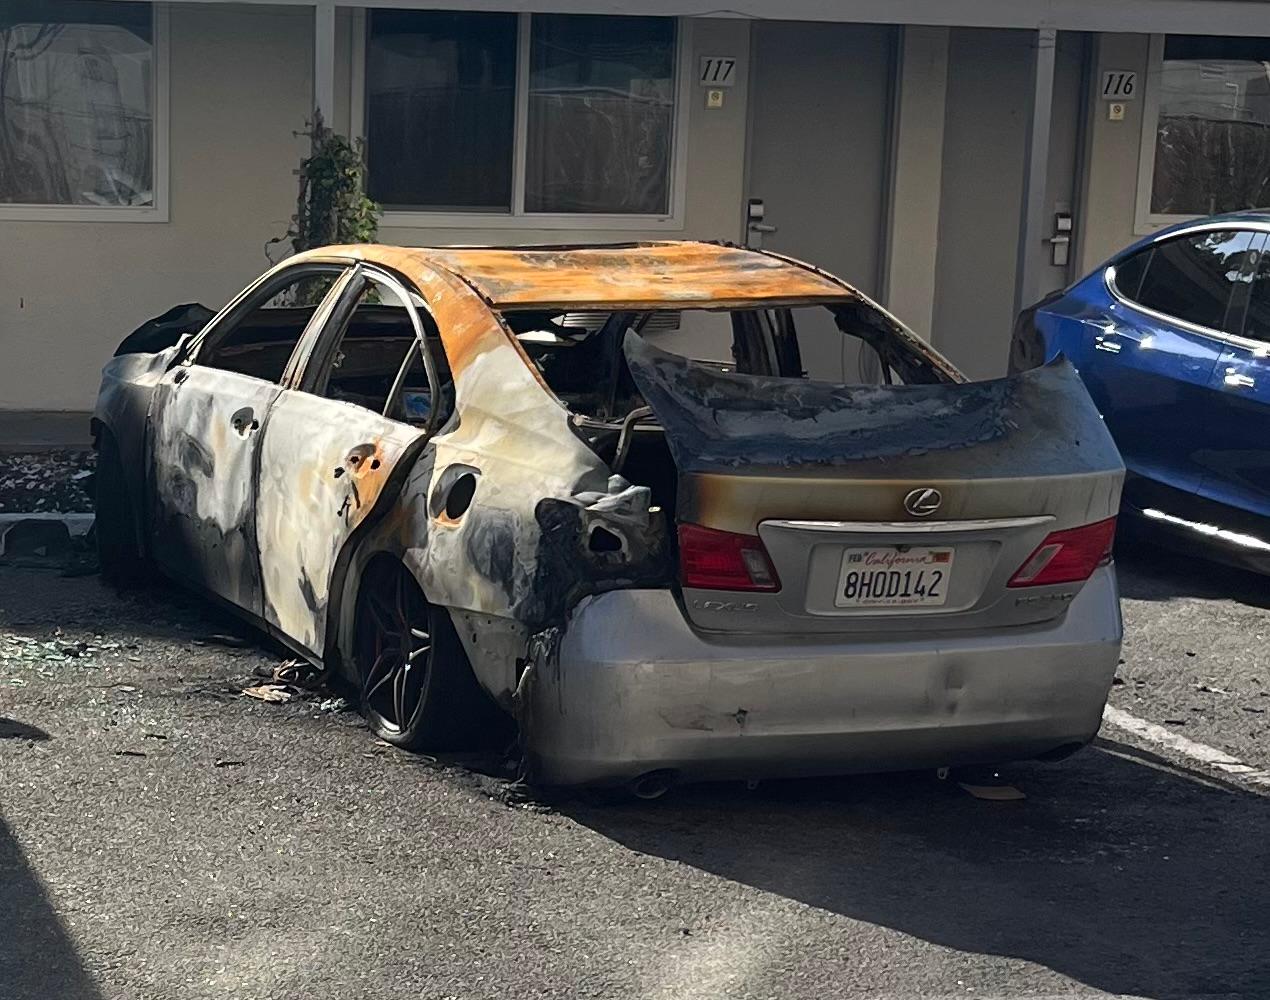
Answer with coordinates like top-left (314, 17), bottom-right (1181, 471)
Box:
top-left (1101, 71), bottom-right (1136, 100)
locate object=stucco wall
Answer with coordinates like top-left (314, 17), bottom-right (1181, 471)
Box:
top-left (0, 11), bottom-right (750, 412)
top-left (1078, 33), bottom-right (1154, 272)
top-left (930, 28), bottom-right (1032, 380)
top-left (1, 4), bottom-right (314, 412)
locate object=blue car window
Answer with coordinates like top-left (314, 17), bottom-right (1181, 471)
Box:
top-left (1241, 248), bottom-right (1270, 345)
top-left (1120, 229), bottom-right (1259, 334)
top-left (1111, 249), bottom-right (1150, 300)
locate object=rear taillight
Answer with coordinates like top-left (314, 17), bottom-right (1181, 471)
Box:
top-left (1008, 517), bottom-right (1117, 587)
top-left (678, 523), bottom-right (780, 592)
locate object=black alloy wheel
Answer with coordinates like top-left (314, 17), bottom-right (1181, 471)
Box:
top-left (354, 560), bottom-right (496, 751)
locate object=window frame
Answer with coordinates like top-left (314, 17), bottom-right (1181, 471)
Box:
top-left (295, 264), bottom-right (446, 434)
top-left (1133, 32), bottom-right (1270, 234)
top-left (1105, 222), bottom-right (1270, 351)
top-left (353, 11), bottom-right (692, 231)
top-left (0, 1), bottom-right (170, 224)
top-left (188, 262), bottom-right (354, 382)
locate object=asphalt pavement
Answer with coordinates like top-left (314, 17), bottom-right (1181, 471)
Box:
top-left (1, 539), bottom-right (1267, 1000)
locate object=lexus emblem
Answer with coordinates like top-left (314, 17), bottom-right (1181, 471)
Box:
top-left (903, 487), bottom-right (942, 518)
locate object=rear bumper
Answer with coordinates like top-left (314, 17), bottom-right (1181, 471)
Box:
top-left (523, 567), bottom-right (1122, 786)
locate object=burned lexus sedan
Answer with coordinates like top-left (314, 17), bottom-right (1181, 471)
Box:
top-left (93, 242), bottom-right (1124, 791)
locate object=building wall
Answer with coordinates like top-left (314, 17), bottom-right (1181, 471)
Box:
top-left (1079, 33), bottom-right (1155, 272)
top-left (0, 9), bottom-right (750, 413)
top-left (372, 18), bottom-right (751, 249)
top-left (930, 28), bottom-right (1032, 380)
top-left (1, 4), bottom-right (314, 412)
top-left (0, 3), bottom-right (1167, 413)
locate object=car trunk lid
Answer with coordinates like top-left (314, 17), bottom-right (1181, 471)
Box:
top-left (623, 334), bottom-right (1124, 635)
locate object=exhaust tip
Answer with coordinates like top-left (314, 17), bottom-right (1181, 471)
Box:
top-left (629, 769), bottom-right (678, 800)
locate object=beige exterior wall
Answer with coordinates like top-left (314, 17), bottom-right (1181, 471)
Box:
top-left (1, 4), bottom-right (314, 412)
top-left (930, 28), bottom-right (1033, 380)
top-left (0, 5), bottom-right (1175, 413)
top-left (1078, 33), bottom-right (1154, 273)
top-left (883, 26), bottom-right (949, 341)
top-left (0, 10), bottom-right (750, 413)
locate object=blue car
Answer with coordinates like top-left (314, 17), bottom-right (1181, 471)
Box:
top-left (1011, 211), bottom-right (1270, 572)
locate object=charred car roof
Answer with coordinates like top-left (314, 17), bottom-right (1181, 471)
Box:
top-left (291, 241), bottom-right (856, 310)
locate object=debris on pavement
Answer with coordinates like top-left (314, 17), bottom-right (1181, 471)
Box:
top-left (192, 633), bottom-right (251, 649)
top-left (213, 759), bottom-right (245, 768)
top-left (318, 696), bottom-right (352, 713)
top-left (2, 632), bottom-right (123, 677)
top-left (241, 683), bottom-right (294, 704)
top-left (249, 658), bottom-right (328, 689)
top-left (0, 451), bottom-right (95, 514)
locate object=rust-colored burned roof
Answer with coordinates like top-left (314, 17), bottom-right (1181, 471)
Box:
top-left (299, 241), bottom-right (855, 310)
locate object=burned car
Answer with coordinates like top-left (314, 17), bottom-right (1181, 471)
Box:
top-left (93, 242), bottom-right (1124, 792)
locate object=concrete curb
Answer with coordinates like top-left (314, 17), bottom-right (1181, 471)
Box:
top-left (0, 513), bottom-right (95, 559)
top-left (0, 410), bottom-right (94, 452)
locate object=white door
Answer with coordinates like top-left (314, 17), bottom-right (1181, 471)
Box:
top-left (254, 267), bottom-right (438, 657)
top-left (149, 265), bottom-right (347, 615)
top-left (745, 22), bottom-right (895, 379)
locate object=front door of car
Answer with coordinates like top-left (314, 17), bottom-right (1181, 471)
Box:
top-left (148, 265), bottom-right (349, 615)
top-left (1199, 233), bottom-right (1270, 519)
top-left (1074, 228), bottom-right (1260, 494)
top-left (254, 266), bottom-right (443, 657)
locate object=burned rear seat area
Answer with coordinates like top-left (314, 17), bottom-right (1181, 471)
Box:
top-left (503, 301), bottom-right (958, 521)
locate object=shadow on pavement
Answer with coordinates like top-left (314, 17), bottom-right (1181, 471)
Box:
top-left (0, 815), bottom-right (102, 1000)
top-left (0, 566), bottom-right (274, 653)
top-left (1114, 531), bottom-right (1270, 609)
top-left (0, 719), bottom-right (50, 741)
top-left (568, 743), bottom-right (1270, 999)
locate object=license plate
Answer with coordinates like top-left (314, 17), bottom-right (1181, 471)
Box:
top-left (835, 547), bottom-right (955, 609)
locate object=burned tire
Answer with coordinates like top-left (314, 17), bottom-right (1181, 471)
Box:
top-left (354, 559), bottom-right (496, 752)
top-left (95, 431), bottom-right (148, 587)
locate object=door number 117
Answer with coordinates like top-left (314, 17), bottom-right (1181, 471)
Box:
top-left (700, 57), bottom-right (737, 88)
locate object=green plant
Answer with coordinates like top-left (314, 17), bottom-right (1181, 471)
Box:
top-left (268, 110), bottom-right (379, 263)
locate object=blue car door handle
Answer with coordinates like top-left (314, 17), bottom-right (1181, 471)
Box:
top-left (1084, 320), bottom-right (1123, 353)
top-left (1223, 366), bottom-right (1256, 389)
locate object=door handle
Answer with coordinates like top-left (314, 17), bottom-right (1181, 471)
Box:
top-left (1094, 331), bottom-right (1122, 353)
top-left (748, 222), bottom-right (777, 234)
top-left (1085, 320), bottom-right (1122, 353)
top-left (1224, 367), bottom-right (1256, 389)
top-left (333, 446), bottom-right (381, 479)
top-left (230, 407), bottom-right (259, 435)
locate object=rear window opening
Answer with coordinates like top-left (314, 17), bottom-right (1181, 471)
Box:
top-left (502, 302), bottom-right (955, 517)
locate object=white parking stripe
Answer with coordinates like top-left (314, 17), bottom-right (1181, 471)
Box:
top-left (1102, 705), bottom-right (1270, 790)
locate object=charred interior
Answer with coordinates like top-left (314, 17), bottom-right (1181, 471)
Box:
top-left (502, 301), bottom-right (957, 517)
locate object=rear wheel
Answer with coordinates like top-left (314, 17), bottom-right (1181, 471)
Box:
top-left (354, 560), bottom-right (495, 751)
top-left (95, 431), bottom-right (148, 587)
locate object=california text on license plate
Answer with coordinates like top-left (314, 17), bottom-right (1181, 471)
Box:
top-left (834, 547), bottom-right (955, 609)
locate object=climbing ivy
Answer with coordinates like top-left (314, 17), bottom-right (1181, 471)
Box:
top-left (268, 110), bottom-right (379, 264)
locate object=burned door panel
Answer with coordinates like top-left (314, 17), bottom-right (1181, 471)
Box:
top-left (94, 345), bottom-right (185, 539)
top-left (255, 391), bottom-right (424, 657)
top-left (149, 365), bottom-right (278, 613)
